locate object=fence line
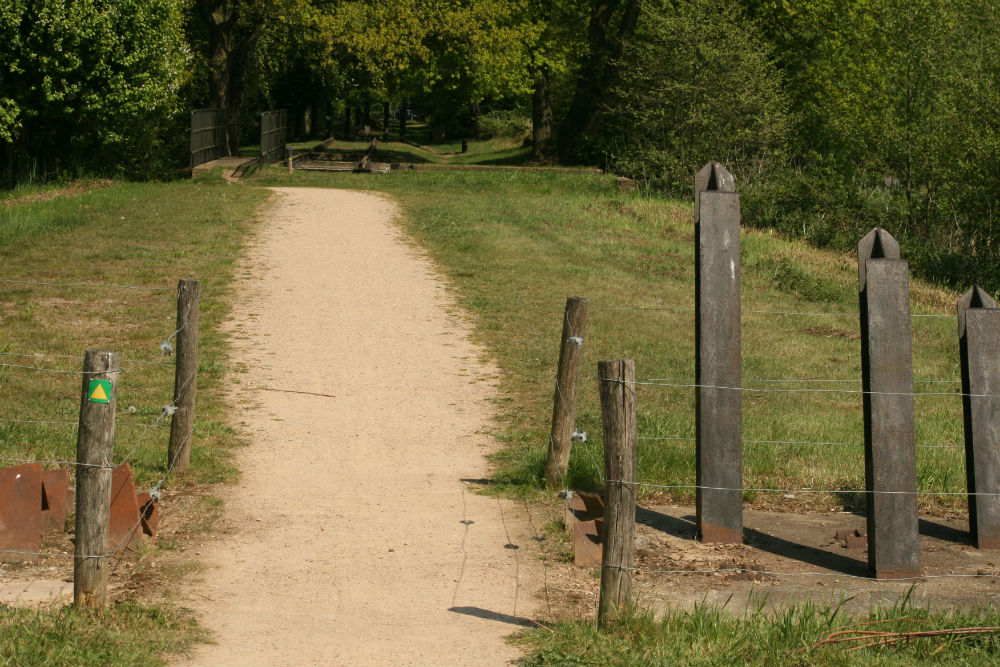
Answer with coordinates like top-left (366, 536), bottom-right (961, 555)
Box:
top-left (603, 563), bottom-right (1000, 582)
top-left (0, 278), bottom-right (174, 292)
top-left (590, 304), bottom-right (955, 319)
top-left (0, 456), bottom-right (113, 469)
top-left (636, 435), bottom-right (962, 450)
top-left (0, 362), bottom-right (123, 375)
top-left (604, 478), bottom-right (998, 498)
top-left (0, 351), bottom-right (175, 367)
top-left (588, 377), bottom-right (985, 399)
top-left (640, 376), bottom-right (959, 385)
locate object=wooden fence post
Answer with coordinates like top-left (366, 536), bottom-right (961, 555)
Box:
top-left (74, 350), bottom-right (118, 609)
top-left (545, 296), bottom-right (590, 488)
top-left (597, 359), bottom-right (637, 627)
top-left (168, 279), bottom-right (200, 473)
top-left (858, 227), bottom-right (919, 579)
top-left (958, 285), bottom-right (1000, 549)
top-left (694, 161), bottom-right (743, 544)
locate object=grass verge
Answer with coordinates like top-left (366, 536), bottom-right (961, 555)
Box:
top-left (0, 602), bottom-right (202, 667)
top-left (516, 600), bottom-right (1000, 666)
top-left (0, 174), bottom-right (268, 664)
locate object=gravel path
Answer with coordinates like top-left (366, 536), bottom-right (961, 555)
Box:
top-left (173, 187), bottom-right (540, 667)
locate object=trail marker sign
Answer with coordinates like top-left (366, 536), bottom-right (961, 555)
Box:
top-left (88, 379), bottom-right (111, 404)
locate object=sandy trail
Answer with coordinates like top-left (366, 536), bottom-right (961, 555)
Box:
top-left (174, 187), bottom-right (541, 667)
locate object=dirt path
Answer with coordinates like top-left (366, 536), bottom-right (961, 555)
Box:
top-left (173, 187), bottom-right (542, 667)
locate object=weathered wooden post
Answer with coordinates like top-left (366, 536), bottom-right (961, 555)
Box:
top-left (858, 227), bottom-right (919, 578)
top-left (597, 359), bottom-right (637, 627)
top-left (74, 350), bottom-right (118, 609)
top-left (168, 279), bottom-right (200, 473)
top-left (694, 161), bottom-right (743, 544)
top-left (545, 296), bottom-right (590, 488)
top-left (958, 285), bottom-right (1000, 549)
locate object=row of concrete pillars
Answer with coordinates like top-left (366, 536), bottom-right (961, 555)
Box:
top-left (695, 161), bottom-right (1000, 579)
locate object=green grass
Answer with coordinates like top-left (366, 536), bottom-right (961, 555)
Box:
top-left (0, 175), bottom-right (267, 665)
top-left (516, 600), bottom-right (1000, 666)
top-left (0, 176), bottom-right (267, 490)
top-left (249, 166), bottom-right (966, 514)
top-left (0, 165), bottom-right (978, 663)
top-left (0, 601), bottom-right (201, 667)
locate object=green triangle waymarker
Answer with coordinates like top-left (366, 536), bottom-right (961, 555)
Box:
top-left (88, 379), bottom-right (111, 404)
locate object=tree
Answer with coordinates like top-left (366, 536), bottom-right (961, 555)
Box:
top-left (556, 0), bottom-right (640, 163)
top-left (319, 0), bottom-right (538, 139)
top-left (1, 0), bottom-right (188, 184)
top-left (193, 0), bottom-right (314, 153)
top-left (601, 0), bottom-right (792, 191)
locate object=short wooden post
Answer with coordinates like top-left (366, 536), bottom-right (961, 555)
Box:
top-left (694, 161), bottom-right (743, 544)
top-left (168, 279), bottom-right (200, 473)
top-left (958, 286), bottom-right (1000, 549)
top-left (545, 296), bottom-right (590, 487)
top-left (597, 359), bottom-right (637, 627)
top-left (74, 350), bottom-right (119, 609)
top-left (858, 227), bottom-right (919, 579)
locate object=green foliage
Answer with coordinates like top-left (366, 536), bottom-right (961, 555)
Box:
top-left (600, 0), bottom-right (793, 193)
top-left (1, 0), bottom-right (188, 183)
top-left (742, 1), bottom-right (1000, 293)
top-left (475, 111), bottom-right (531, 140)
top-left (320, 0), bottom-right (540, 133)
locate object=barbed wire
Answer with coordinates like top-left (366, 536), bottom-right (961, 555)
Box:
top-left (635, 435), bottom-right (963, 450)
top-left (0, 456), bottom-right (113, 469)
top-left (604, 478), bottom-right (994, 497)
top-left (603, 563), bottom-right (1000, 582)
top-left (640, 376), bottom-right (959, 385)
top-left (0, 362), bottom-right (122, 375)
top-left (590, 305), bottom-right (955, 319)
top-left (0, 278), bottom-right (172, 292)
top-left (589, 377), bottom-right (984, 399)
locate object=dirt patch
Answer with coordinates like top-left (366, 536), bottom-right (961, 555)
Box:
top-left (543, 503), bottom-right (1000, 622)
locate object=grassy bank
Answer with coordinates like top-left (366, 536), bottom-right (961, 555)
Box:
top-left (517, 602), bottom-right (1000, 666)
top-left (0, 177), bottom-right (267, 665)
top-left (251, 166), bottom-right (966, 514)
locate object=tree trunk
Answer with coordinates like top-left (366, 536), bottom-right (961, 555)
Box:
top-left (557, 0), bottom-right (640, 163)
top-left (399, 101), bottom-right (408, 140)
top-left (199, 0), bottom-right (262, 156)
top-left (532, 66), bottom-right (553, 162)
top-left (383, 101), bottom-right (390, 139)
top-left (225, 39), bottom-right (254, 154)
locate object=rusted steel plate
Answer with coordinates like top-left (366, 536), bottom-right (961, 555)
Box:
top-left (0, 463), bottom-right (43, 562)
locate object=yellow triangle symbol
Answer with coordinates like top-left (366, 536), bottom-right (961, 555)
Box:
top-left (90, 383), bottom-right (109, 402)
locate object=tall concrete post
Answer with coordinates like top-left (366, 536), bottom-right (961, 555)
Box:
top-left (694, 162), bottom-right (743, 544)
top-left (958, 285), bottom-right (1000, 549)
top-left (858, 227), bottom-right (919, 579)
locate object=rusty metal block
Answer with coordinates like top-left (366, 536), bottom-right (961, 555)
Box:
top-left (135, 491), bottom-right (159, 539)
top-left (568, 491), bottom-right (606, 566)
top-left (0, 463), bottom-right (42, 562)
top-left (40, 469), bottom-right (70, 533)
top-left (846, 532), bottom-right (868, 551)
top-left (109, 463), bottom-right (143, 552)
top-left (573, 519), bottom-right (603, 567)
